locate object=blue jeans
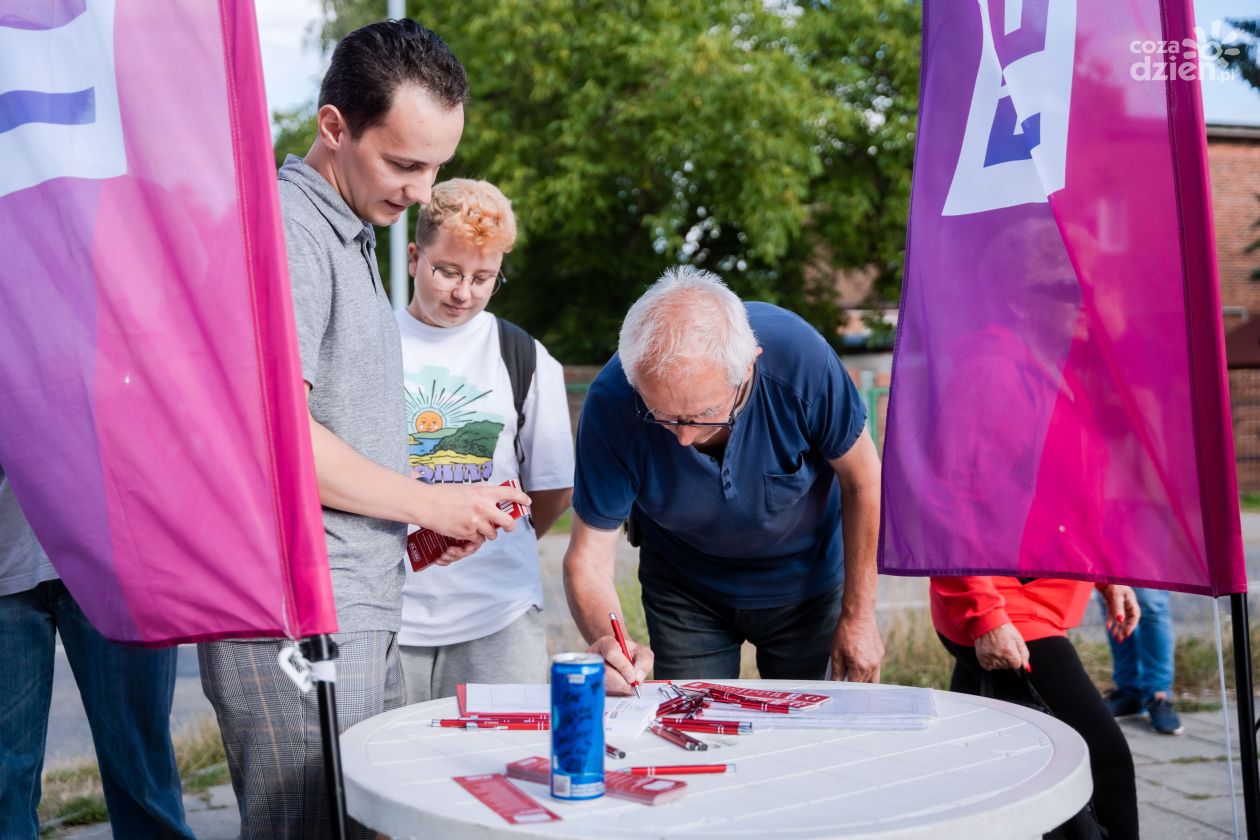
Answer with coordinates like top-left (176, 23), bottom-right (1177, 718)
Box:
top-left (1104, 586), bottom-right (1174, 699)
top-left (639, 547), bottom-right (843, 679)
top-left (0, 580), bottom-right (193, 839)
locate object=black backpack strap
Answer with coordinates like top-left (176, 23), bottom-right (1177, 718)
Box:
top-left (496, 317), bottom-right (537, 472)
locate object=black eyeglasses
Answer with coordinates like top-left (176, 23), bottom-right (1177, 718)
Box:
top-left (421, 254), bottom-right (507, 296)
top-left (636, 379), bottom-right (746, 429)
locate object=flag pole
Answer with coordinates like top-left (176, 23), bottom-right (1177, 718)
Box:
top-left (301, 635), bottom-right (349, 840)
top-left (1231, 594), bottom-right (1259, 838)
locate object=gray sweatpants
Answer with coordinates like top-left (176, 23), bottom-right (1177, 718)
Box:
top-left (198, 631), bottom-right (404, 840)
top-left (400, 607), bottom-right (548, 704)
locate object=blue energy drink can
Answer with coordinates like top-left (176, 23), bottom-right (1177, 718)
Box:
top-left (549, 652), bottom-right (605, 800)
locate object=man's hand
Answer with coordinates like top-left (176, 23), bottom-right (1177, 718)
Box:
top-left (415, 483), bottom-right (531, 542)
top-left (588, 634), bottom-right (653, 696)
top-left (1100, 584), bottom-right (1140, 643)
top-left (975, 622), bottom-right (1029, 671)
top-left (430, 537), bottom-right (484, 567)
top-left (831, 610), bottom-right (884, 682)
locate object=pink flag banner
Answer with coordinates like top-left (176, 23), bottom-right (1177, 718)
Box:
top-left (0, 0), bottom-right (337, 642)
top-left (879, 0), bottom-right (1245, 595)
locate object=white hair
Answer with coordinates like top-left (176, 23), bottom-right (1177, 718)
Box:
top-left (618, 266), bottom-right (759, 389)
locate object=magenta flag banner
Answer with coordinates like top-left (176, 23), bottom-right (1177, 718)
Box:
top-left (880, 0), bottom-right (1245, 595)
top-left (0, 0), bottom-right (338, 642)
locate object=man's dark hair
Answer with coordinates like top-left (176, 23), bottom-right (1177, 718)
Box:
top-left (319, 19), bottom-right (469, 138)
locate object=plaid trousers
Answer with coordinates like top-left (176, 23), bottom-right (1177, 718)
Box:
top-left (198, 631), bottom-right (404, 840)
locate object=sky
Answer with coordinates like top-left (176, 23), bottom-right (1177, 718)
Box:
top-left (255, 0), bottom-right (1260, 128)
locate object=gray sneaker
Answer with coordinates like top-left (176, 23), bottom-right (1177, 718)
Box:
top-left (1147, 696), bottom-right (1184, 735)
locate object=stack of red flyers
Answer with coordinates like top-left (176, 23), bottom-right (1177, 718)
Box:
top-left (506, 756), bottom-right (689, 806)
top-left (407, 480), bottom-right (528, 572)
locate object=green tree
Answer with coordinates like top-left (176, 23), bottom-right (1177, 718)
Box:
top-left (1217, 18), bottom-right (1260, 90)
top-left (287, 0), bottom-right (919, 362)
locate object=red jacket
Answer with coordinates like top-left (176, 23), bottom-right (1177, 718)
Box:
top-left (931, 575), bottom-right (1100, 646)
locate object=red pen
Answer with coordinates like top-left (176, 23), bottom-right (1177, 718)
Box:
top-left (658, 718), bottom-right (753, 735)
top-left (649, 720), bottom-right (708, 751)
top-left (656, 695), bottom-right (705, 716)
top-left (605, 742), bottom-right (626, 759)
top-left (465, 715), bottom-right (550, 722)
top-left (430, 719), bottom-right (550, 730)
top-left (608, 612), bottom-right (641, 698)
top-left (707, 696), bottom-right (792, 714)
top-left (628, 763), bottom-right (736, 775)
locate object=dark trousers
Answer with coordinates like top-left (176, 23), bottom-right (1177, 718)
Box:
top-left (940, 634), bottom-right (1139, 840)
top-left (639, 546), bottom-right (843, 680)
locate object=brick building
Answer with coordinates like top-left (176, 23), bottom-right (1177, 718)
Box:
top-left (1212, 124), bottom-right (1260, 490)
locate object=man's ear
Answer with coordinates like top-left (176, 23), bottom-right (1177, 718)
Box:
top-left (316, 104), bottom-right (349, 149)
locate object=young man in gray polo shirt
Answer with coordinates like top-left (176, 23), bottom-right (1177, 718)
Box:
top-left (198, 20), bottom-right (529, 840)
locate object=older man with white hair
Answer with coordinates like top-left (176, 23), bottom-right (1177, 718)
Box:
top-left (563, 267), bottom-right (884, 693)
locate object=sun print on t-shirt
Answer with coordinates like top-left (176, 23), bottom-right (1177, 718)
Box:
top-left (404, 366), bottom-right (506, 484)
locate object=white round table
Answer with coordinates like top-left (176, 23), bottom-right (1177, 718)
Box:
top-left (341, 680), bottom-right (1091, 839)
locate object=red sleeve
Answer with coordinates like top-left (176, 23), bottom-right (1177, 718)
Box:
top-left (931, 576), bottom-right (1012, 643)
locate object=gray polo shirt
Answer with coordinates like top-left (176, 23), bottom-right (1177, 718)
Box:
top-left (278, 155), bottom-right (407, 633)
top-left (0, 466), bottom-right (58, 598)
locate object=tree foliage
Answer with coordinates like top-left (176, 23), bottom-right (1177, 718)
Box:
top-left (1219, 18), bottom-right (1260, 91)
top-left (282, 0), bottom-right (920, 362)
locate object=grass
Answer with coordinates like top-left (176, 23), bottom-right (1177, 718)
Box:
top-left (879, 609), bottom-right (955, 689)
top-left (40, 715), bottom-right (227, 835)
top-left (1240, 492), bottom-right (1260, 512)
top-left (546, 508), bottom-right (573, 535)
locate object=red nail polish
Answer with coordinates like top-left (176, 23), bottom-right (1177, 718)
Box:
top-left (1024, 662), bottom-right (1032, 673)
top-left (1115, 614), bottom-right (1123, 623)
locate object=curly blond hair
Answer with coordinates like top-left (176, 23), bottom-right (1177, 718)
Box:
top-left (414, 179), bottom-right (517, 254)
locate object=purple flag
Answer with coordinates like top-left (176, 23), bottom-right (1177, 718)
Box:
top-left (0, 0), bottom-right (338, 642)
top-left (880, 0), bottom-right (1245, 595)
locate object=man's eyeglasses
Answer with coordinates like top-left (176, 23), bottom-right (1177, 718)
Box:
top-left (421, 254), bottom-right (506, 296)
top-left (636, 379), bottom-right (746, 430)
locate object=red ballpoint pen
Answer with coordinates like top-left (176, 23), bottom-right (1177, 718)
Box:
top-left (608, 611), bottom-right (641, 698)
top-left (605, 742), bottom-right (626, 759)
top-left (649, 720), bottom-right (708, 751)
top-left (628, 763), bottom-right (736, 775)
top-left (707, 695), bottom-right (792, 713)
top-left (657, 718), bottom-right (753, 735)
top-left (430, 719), bottom-right (550, 730)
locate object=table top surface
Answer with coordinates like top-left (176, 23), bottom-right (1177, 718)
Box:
top-left (341, 680), bottom-right (1092, 840)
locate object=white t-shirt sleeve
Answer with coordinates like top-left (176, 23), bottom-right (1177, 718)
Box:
top-left (520, 341), bottom-right (574, 492)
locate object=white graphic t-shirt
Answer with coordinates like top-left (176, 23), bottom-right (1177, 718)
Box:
top-left (397, 309), bottom-right (574, 647)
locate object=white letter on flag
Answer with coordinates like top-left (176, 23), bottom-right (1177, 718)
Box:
top-left (943, 0), bottom-right (1076, 216)
top-left (0, 0), bottom-right (125, 197)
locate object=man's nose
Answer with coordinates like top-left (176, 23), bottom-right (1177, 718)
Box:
top-left (673, 426), bottom-right (701, 446)
top-left (407, 170), bottom-right (439, 207)
top-left (450, 281), bottom-right (471, 303)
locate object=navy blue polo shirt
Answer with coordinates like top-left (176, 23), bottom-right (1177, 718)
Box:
top-left (573, 303), bottom-right (866, 608)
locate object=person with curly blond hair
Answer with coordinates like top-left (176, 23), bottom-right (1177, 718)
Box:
top-left (397, 179), bottom-right (574, 701)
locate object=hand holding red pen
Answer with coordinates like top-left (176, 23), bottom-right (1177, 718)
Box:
top-left (589, 618), bottom-right (653, 696)
top-left (608, 612), bottom-right (642, 698)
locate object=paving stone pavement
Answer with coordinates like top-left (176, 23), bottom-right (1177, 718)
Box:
top-left (55, 524), bottom-right (1260, 838)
